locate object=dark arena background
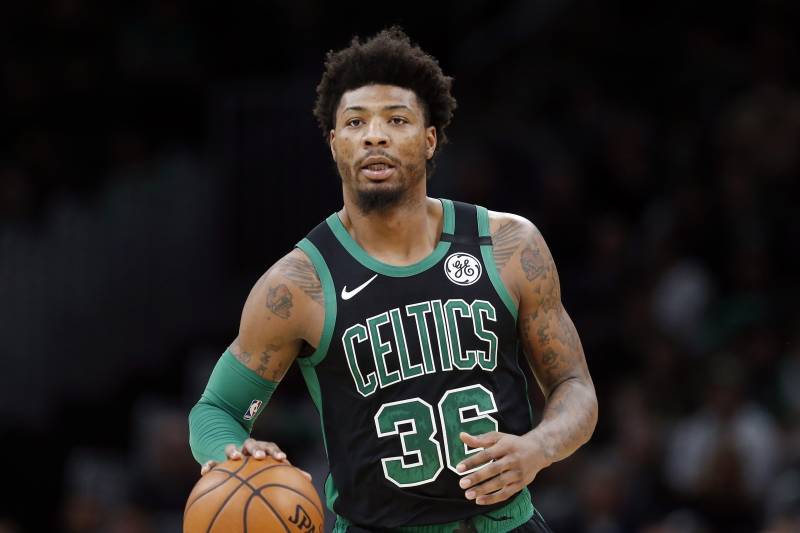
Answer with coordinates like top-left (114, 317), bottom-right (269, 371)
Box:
top-left (1, 1), bottom-right (799, 532)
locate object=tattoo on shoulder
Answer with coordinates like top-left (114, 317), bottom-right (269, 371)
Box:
top-left (266, 283), bottom-right (293, 319)
top-left (492, 221), bottom-right (525, 271)
top-left (278, 255), bottom-right (324, 305)
top-left (521, 245), bottom-right (547, 281)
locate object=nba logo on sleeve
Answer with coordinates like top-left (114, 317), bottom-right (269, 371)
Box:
top-left (243, 399), bottom-right (263, 420)
top-left (444, 252), bottom-right (482, 286)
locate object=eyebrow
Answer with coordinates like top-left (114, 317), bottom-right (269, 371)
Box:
top-left (343, 105), bottom-right (414, 113)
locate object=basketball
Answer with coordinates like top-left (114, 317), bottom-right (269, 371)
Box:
top-left (183, 456), bottom-right (324, 533)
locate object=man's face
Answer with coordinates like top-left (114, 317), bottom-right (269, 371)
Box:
top-left (330, 84), bottom-right (437, 213)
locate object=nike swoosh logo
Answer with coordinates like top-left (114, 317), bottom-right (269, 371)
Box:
top-left (341, 274), bottom-right (378, 300)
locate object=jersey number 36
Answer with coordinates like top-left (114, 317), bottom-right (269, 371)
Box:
top-left (374, 384), bottom-right (498, 487)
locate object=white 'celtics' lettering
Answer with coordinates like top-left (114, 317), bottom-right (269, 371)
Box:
top-left (342, 299), bottom-right (499, 397)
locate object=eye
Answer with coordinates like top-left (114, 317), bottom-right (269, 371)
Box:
top-left (390, 117), bottom-right (408, 125)
top-left (346, 118), bottom-right (364, 127)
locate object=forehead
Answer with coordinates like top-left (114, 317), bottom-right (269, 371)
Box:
top-left (337, 84), bottom-right (422, 114)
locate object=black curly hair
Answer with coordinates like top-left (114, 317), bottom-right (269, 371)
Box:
top-left (313, 27), bottom-right (457, 175)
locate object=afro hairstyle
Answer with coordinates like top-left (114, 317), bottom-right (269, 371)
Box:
top-left (313, 27), bottom-right (457, 175)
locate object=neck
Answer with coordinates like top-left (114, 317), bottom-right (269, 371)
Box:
top-left (340, 188), bottom-right (443, 267)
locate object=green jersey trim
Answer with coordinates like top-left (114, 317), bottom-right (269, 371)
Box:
top-left (296, 238), bottom-right (337, 367)
top-left (299, 364), bottom-right (340, 511)
top-left (324, 199), bottom-right (455, 278)
top-left (476, 206), bottom-right (518, 321)
top-left (332, 487), bottom-right (534, 533)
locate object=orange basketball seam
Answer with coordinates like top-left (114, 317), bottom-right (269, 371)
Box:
top-left (185, 458), bottom-right (250, 513)
top-left (186, 457), bottom-right (289, 513)
top-left (227, 467), bottom-right (316, 533)
top-left (185, 457), bottom-right (321, 533)
top-left (243, 490), bottom-right (291, 533)
top-left (205, 481), bottom-right (247, 533)
top-left (257, 483), bottom-right (323, 518)
top-left (189, 458), bottom-right (272, 533)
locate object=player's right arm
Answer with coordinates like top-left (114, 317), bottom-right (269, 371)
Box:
top-left (188, 248), bottom-right (324, 475)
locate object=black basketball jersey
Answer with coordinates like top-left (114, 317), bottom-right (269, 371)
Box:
top-left (294, 199), bottom-right (534, 529)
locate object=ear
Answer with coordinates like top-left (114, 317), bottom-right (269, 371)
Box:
top-left (425, 126), bottom-right (437, 160)
top-left (329, 129), bottom-right (336, 161)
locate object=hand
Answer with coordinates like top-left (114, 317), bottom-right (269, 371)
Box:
top-left (200, 438), bottom-right (312, 481)
top-left (456, 431), bottom-right (548, 506)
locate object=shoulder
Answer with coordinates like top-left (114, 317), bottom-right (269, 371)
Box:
top-left (484, 209), bottom-right (559, 303)
top-left (487, 210), bottom-right (539, 239)
top-left (488, 211), bottom-right (541, 240)
top-left (239, 247), bottom-right (325, 341)
top-left (267, 248), bottom-right (324, 306)
top-left (486, 210), bottom-right (550, 271)
top-left (232, 248), bottom-right (325, 377)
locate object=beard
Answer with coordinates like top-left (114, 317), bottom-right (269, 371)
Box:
top-left (354, 181), bottom-right (409, 214)
top-left (341, 158), bottom-right (425, 215)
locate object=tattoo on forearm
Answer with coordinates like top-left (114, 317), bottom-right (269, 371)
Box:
top-left (280, 255), bottom-right (324, 305)
top-left (266, 284), bottom-right (293, 319)
top-left (492, 221), bottom-right (524, 272)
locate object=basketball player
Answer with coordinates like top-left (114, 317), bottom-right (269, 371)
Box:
top-left (189, 28), bottom-right (598, 532)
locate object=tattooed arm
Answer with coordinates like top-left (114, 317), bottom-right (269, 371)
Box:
top-left (511, 216), bottom-right (597, 461)
top-left (455, 212), bottom-right (598, 505)
top-left (195, 248), bottom-right (324, 474)
top-left (229, 248), bottom-right (324, 382)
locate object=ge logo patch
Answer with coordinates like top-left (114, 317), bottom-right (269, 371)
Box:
top-left (444, 252), bottom-right (482, 286)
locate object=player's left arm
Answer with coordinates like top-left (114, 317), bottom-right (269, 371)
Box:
top-left (456, 212), bottom-right (598, 505)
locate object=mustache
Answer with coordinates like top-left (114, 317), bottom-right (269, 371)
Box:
top-left (355, 150), bottom-right (401, 168)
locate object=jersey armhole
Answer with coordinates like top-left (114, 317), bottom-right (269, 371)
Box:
top-left (295, 238), bottom-right (337, 367)
top-left (476, 206), bottom-right (519, 322)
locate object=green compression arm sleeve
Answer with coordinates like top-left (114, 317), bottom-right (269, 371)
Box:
top-left (188, 349), bottom-right (278, 464)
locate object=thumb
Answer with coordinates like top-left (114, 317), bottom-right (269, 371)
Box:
top-left (200, 461), bottom-right (217, 476)
top-left (460, 431), bottom-right (501, 448)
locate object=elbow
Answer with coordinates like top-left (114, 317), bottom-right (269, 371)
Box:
top-left (584, 383), bottom-right (599, 444)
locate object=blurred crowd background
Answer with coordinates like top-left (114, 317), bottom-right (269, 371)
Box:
top-left (1, 1), bottom-right (799, 532)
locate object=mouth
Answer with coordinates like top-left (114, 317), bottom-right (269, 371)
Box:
top-left (359, 158), bottom-right (397, 181)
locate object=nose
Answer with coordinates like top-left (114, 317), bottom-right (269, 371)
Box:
top-left (362, 119), bottom-right (389, 147)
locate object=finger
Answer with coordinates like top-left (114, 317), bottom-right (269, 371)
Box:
top-left (200, 461), bottom-right (217, 475)
top-left (457, 448), bottom-right (494, 474)
top-left (244, 440), bottom-right (287, 461)
top-left (475, 484), bottom-right (521, 506)
top-left (457, 439), bottom-right (509, 473)
top-left (240, 438), bottom-right (258, 456)
top-left (298, 469), bottom-right (313, 481)
top-left (459, 458), bottom-right (508, 490)
top-left (459, 431), bottom-right (502, 450)
top-left (224, 444), bottom-right (243, 460)
top-left (466, 471), bottom-right (520, 500)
